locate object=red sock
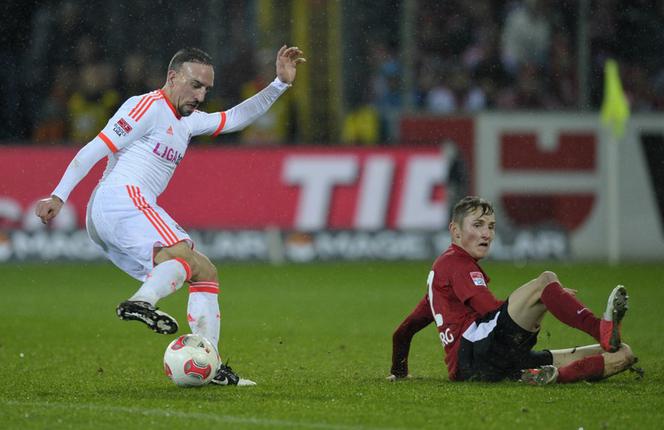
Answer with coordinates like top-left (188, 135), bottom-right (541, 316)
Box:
top-left (541, 282), bottom-right (600, 342)
top-left (557, 355), bottom-right (605, 383)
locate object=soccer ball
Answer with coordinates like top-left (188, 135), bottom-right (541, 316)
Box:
top-left (163, 334), bottom-right (220, 387)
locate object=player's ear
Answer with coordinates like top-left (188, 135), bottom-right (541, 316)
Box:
top-left (166, 69), bottom-right (178, 87)
top-left (449, 221), bottom-right (460, 240)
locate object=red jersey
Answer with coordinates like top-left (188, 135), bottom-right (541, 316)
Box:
top-left (428, 244), bottom-right (503, 380)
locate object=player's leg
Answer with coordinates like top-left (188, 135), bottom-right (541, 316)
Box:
top-left (522, 344), bottom-right (637, 385)
top-left (128, 252), bottom-right (192, 305)
top-left (115, 242), bottom-right (193, 335)
top-left (184, 252), bottom-right (256, 386)
top-left (555, 346), bottom-right (631, 383)
top-left (156, 245), bottom-right (255, 386)
top-left (599, 343), bottom-right (637, 379)
top-left (505, 271), bottom-right (556, 332)
top-left (88, 229), bottom-right (188, 335)
top-left (549, 344), bottom-right (604, 367)
top-left (156, 247), bottom-right (221, 347)
top-left (507, 271), bottom-right (627, 352)
top-left (87, 186), bottom-right (191, 334)
top-left (389, 295), bottom-right (433, 380)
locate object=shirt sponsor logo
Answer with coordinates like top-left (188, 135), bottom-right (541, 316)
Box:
top-left (118, 118), bottom-right (133, 133)
top-left (470, 271), bottom-right (486, 287)
top-left (112, 124), bottom-right (125, 137)
top-left (112, 118), bottom-right (133, 137)
top-left (153, 142), bottom-right (183, 165)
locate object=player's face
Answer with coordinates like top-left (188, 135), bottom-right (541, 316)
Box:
top-left (453, 208), bottom-right (496, 260)
top-left (170, 62), bottom-right (214, 116)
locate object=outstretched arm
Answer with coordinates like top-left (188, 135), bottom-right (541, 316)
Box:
top-left (209, 46), bottom-right (306, 135)
top-left (388, 296), bottom-right (433, 380)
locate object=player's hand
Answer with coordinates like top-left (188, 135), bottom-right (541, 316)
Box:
top-left (564, 287), bottom-right (578, 296)
top-left (35, 196), bottom-right (64, 224)
top-left (275, 45), bottom-right (306, 85)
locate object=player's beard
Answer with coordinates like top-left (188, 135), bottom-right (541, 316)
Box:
top-left (180, 102), bottom-right (198, 117)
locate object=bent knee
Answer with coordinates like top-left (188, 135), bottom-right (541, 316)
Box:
top-left (190, 255), bottom-right (217, 281)
top-left (537, 271), bottom-right (559, 287)
top-left (154, 241), bottom-right (191, 261)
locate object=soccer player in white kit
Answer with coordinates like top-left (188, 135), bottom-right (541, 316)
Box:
top-left (35, 46), bottom-right (306, 386)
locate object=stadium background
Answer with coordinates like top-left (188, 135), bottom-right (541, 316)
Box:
top-left (2, 2), bottom-right (664, 429)
top-left (1, 0), bottom-right (663, 262)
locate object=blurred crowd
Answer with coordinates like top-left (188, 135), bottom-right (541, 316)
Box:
top-left (348, 0), bottom-right (664, 144)
top-left (2, 0), bottom-right (664, 145)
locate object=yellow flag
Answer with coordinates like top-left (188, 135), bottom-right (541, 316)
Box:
top-left (600, 59), bottom-right (630, 139)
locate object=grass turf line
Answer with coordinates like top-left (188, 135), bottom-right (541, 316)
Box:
top-left (0, 261), bottom-right (662, 429)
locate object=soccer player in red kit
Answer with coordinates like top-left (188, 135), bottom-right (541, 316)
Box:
top-left (389, 196), bottom-right (637, 384)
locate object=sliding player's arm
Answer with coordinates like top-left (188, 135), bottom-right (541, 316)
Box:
top-left (388, 296), bottom-right (434, 380)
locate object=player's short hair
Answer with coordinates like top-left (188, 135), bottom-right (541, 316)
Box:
top-left (168, 48), bottom-right (213, 71)
top-left (451, 196), bottom-right (494, 225)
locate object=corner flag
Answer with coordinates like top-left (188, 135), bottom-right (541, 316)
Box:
top-left (600, 59), bottom-right (630, 139)
top-left (600, 59), bottom-right (629, 265)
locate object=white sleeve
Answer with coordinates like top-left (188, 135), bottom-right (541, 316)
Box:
top-left (51, 94), bottom-right (157, 202)
top-left (51, 136), bottom-right (111, 202)
top-left (191, 77), bottom-right (290, 137)
top-left (98, 95), bottom-right (158, 152)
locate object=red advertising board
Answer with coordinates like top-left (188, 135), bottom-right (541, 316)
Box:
top-left (0, 145), bottom-right (454, 230)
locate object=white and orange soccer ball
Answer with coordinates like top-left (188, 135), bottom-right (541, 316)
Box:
top-left (163, 334), bottom-right (220, 387)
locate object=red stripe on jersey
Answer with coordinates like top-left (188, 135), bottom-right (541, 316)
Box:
top-left (128, 94), bottom-right (150, 118)
top-left (133, 95), bottom-right (163, 122)
top-left (126, 186), bottom-right (178, 245)
top-left (128, 96), bottom-right (152, 121)
top-left (129, 93), bottom-right (160, 121)
top-left (98, 132), bottom-right (118, 153)
top-left (128, 92), bottom-right (158, 118)
top-left (212, 111), bottom-right (227, 137)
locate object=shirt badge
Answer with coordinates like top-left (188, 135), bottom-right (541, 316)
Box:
top-left (470, 272), bottom-right (487, 287)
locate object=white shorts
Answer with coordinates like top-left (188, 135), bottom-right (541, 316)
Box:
top-left (86, 184), bottom-right (193, 281)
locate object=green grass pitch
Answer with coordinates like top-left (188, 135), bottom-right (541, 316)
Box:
top-left (1, 261), bottom-right (663, 429)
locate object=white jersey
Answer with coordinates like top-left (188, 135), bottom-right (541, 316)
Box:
top-left (52, 78), bottom-right (289, 202)
top-left (97, 89), bottom-right (220, 197)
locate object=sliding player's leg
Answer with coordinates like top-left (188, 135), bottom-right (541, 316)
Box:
top-left (507, 271), bottom-right (627, 352)
top-left (521, 343), bottom-right (637, 385)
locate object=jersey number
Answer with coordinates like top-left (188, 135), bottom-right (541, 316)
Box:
top-left (427, 270), bottom-right (455, 346)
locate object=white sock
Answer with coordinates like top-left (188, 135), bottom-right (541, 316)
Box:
top-left (129, 258), bottom-right (191, 305)
top-left (187, 281), bottom-right (221, 349)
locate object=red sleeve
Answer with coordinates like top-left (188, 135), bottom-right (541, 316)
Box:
top-left (468, 291), bottom-right (503, 316)
top-left (391, 296), bottom-right (433, 377)
top-left (450, 260), bottom-right (502, 316)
